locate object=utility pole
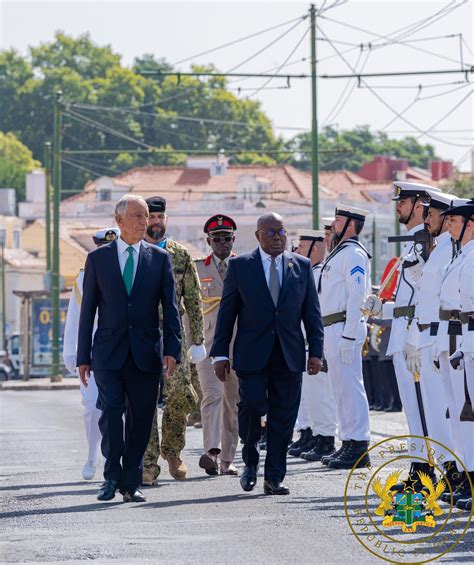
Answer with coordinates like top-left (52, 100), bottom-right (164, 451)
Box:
top-left (371, 215), bottom-right (377, 284)
top-left (44, 142), bottom-right (52, 272)
top-left (310, 4), bottom-right (319, 229)
top-left (51, 92), bottom-right (62, 382)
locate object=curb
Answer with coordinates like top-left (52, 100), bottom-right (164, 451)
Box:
top-left (0, 379), bottom-right (80, 391)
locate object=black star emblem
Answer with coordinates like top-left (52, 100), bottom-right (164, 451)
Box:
top-left (402, 475), bottom-right (418, 492)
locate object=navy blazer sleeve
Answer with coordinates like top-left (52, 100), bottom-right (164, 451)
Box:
top-left (77, 253), bottom-right (99, 366)
top-left (302, 261), bottom-right (324, 359)
top-left (209, 258), bottom-right (241, 358)
top-left (160, 252), bottom-right (182, 361)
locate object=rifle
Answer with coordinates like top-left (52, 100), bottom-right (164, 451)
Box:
top-left (388, 228), bottom-right (434, 262)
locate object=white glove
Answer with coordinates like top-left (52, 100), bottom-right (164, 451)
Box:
top-left (188, 343), bottom-right (207, 364)
top-left (404, 343), bottom-right (421, 374)
top-left (430, 343), bottom-right (440, 372)
top-left (63, 355), bottom-right (77, 375)
top-left (362, 294), bottom-right (382, 317)
top-left (448, 349), bottom-right (464, 371)
top-left (338, 338), bottom-right (356, 365)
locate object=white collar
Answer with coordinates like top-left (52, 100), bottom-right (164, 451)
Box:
top-left (259, 246), bottom-right (283, 263)
top-left (407, 223), bottom-right (424, 236)
top-left (461, 240), bottom-right (474, 254)
top-left (213, 254), bottom-right (230, 266)
top-left (117, 237), bottom-right (141, 254)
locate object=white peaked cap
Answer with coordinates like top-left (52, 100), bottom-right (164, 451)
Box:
top-left (335, 204), bottom-right (370, 221)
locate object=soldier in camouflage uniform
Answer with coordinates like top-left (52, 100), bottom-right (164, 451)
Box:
top-left (142, 196), bottom-right (206, 483)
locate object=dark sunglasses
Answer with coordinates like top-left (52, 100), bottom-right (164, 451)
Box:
top-left (259, 228), bottom-right (287, 237)
top-left (210, 235), bottom-right (234, 243)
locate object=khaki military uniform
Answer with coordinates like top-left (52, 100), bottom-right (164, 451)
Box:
top-left (195, 253), bottom-right (239, 463)
top-left (144, 239), bottom-right (204, 475)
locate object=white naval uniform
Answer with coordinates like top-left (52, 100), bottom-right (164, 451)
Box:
top-left (319, 238), bottom-right (371, 442)
top-left (437, 240), bottom-right (474, 472)
top-left (63, 271), bottom-right (102, 465)
top-left (296, 264), bottom-right (337, 437)
top-left (386, 224), bottom-right (426, 458)
top-left (410, 231), bottom-right (455, 461)
top-left (460, 247), bottom-right (474, 407)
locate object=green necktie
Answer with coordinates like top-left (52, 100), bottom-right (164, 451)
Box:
top-left (123, 246), bottom-right (135, 294)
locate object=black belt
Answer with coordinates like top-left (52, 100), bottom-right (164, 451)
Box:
top-left (323, 311), bottom-right (346, 327)
top-left (439, 308), bottom-right (460, 321)
top-left (460, 311), bottom-right (474, 324)
top-left (393, 305), bottom-right (415, 320)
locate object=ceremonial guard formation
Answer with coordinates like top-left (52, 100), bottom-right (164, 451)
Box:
top-left (195, 215), bottom-right (239, 476)
top-left (63, 227), bottom-right (120, 480)
top-left (65, 187), bottom-right (472, 512)
top-left (142, 196), bottom-right (205, 484)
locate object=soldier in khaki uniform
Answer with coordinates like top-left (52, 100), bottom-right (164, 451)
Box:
top-left (142, 197), bottom-right (206, 484)
top-left (195, 214), bottom-right (240, 476)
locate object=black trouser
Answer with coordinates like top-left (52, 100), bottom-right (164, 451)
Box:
top-left (236, 339), bottom-right (302, 483)
top-left (95, 351), bottom-right (160, 492)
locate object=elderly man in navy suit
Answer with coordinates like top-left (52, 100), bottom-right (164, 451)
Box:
top-left (210, 212), bottom-right (324, 495)
top-left (77, 194), bottom-right (181, 503)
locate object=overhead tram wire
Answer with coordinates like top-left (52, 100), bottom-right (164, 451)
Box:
top-left (320, 14), bottom-right (468, 66)
top-left (226, 17), bottom-right (307, 73)
top-left (171, 14), bottom-right (307, 66)
top-left (245, 26), bottom-right (310, 99)
top-left (317, 24), bottom-right (474, 148)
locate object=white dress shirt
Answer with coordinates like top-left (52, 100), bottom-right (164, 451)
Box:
top-left (116, 237), bottom-right (141, 284)
top-left (259, 246), bottom-right (284, 287)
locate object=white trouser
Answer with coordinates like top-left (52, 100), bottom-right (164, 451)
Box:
top-left (296, 370), bottom-right (337, 436)
top-left (80, 374), bottom-right (102, 463)
top-left (392, 351), bottom-right (425, 459)
top-left (466, 354), bottom-right (474, 404)
top-left (419, 346), bottom-right (453, 462)
top-left (324, 322), bottom-right (370, 442)
top-left (439, 351), bottom-right (474, 472)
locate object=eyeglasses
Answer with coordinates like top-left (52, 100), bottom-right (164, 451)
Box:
top-left (258, 228), bottom-right (287, 237)
top-left (210, 235), bottom-right (234, 243)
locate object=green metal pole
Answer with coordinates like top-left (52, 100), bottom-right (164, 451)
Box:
top-left (371, 216), bottom-right (377, 285)
top-left (44, 142), bottom-right (52, 272)
top-left (51, 92), bottom-right (62, 382)
top-left (310, 4), bottom-right (319, 229)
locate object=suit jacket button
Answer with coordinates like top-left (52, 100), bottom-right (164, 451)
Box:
top-left (128, 303), bottom-right (132, 307)
top-left (271, 330), bottom-right (275, 335)
top-left (129, 325), bottom-right (132, 329)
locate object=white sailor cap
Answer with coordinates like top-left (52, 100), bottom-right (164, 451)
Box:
top-left (335, 204), bottom-right (370, 222)
top-left (92, 227), bottom-right (120, 245)
top-left (424, 190), bottom-right (459, 211)
top-left (392, 181), bottom-right (440, 201)
top-left (321, 216), bottom-right (335, 230)
top-left (297, 229), bottom-right (325, 241)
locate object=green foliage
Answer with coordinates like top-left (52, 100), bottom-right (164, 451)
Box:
top-left (0, 34), bottom-right (283, 199)
top-left (451, 174), bottom-right (474, 198)
top-left (0, 132), bottom-right (41, 200)
top-left (287, 125), bottom-right (438, 172)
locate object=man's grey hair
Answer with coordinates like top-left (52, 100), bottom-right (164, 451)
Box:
top-left (115, 194), bottom-right (147, 218)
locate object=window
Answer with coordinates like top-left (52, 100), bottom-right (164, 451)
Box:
top-left (13, 229), bottom-right (21, 249)
top-left (98, 189), bottom-right (111, 202)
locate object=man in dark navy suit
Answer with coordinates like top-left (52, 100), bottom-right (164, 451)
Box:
top-left (77, 194), bottom-right (181, 503)
top-left (210, 212), bottom-right (324, 495)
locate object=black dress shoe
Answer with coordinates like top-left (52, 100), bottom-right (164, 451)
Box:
top-left (240, 465), bottom-right (258, 492)
top-left (122, 488), bottom-right (146, 503)
top-left (263, 480), bottom-right (290, 495)
top-left (97, 480), bottom-right (118, 501)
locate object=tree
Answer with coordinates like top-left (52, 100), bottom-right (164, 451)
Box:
top-left (450, 174), bottom-right (474, 198)
top-left (0, 132), bottom-right (41, 200)
top-left (287, 125), bottom-right (438, 172)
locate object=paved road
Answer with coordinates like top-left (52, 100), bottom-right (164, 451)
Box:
top-left (0, 391), bottom-right (472, 564)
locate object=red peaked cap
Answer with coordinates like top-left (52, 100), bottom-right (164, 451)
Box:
top-left (203, 214), bottom-right (237, 234)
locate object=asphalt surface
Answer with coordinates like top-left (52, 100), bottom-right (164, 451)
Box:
top-left (0, 390), bottom-right (472, 564)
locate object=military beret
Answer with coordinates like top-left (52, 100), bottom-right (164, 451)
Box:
top-left (146, 196), bottom-right (166, 213)
top-left (92, 227), bottom-right (120, 246)
top-left (203, 214), bottom-right (237, 234)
